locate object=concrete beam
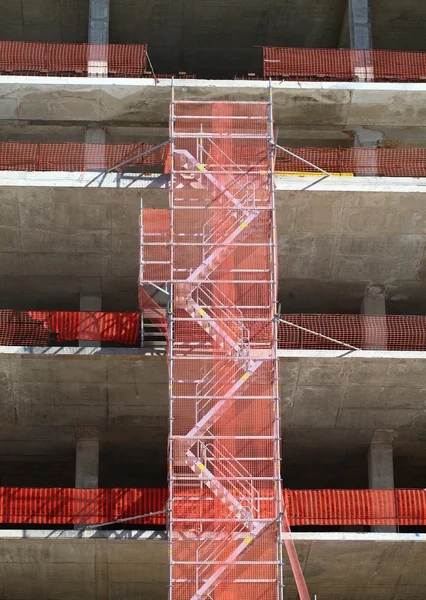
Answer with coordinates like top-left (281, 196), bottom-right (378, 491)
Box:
top-left (2, 171), bottom-right (426, 193)
top-left (368, 430), bottom-right (396, 533)
top-left (75, 427), bottom-right (99, 489)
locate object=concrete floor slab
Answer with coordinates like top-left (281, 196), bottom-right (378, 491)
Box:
top-left (1, 78), bottom-right (426, 130)
top-left (0, 531), bottom-right (423, 600)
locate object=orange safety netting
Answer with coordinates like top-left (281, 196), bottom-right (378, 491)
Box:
top-left (0, 310), bottom-right (140, 346)
top-left (165, 100), bottom-right (282, 600)
top-left (264, 47), bottom-right (426, 82)
top-left (278, 314), bottom-right (426, 351)
top-left (0, 488), bottom-right (425, 527)
top-left (2, 142), bottom-right (426, 178)
top-left (0, 142), bottom-right (167, 171)
top-left (4, 310), bottom-right (425, 350)
top-left (0, 487), bottom-right (167, 525)
top-left (275, 147), bottom-right (426, 177)
top-left (0, 42), bottom-right (148, 77)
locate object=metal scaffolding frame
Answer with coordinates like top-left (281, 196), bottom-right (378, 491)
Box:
top-left (140, 89), bottom-right (289, 599)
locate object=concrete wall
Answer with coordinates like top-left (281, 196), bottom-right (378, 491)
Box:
top-left (0, 0), bottom-right (89, 44)
top-left (0, 532), bottom-right (424, 600)
top-left (0, 1), bottom-right (425, 77)
top-left (2, 186), bottom-right (426, 313)
top-left (0, 353), bottom-right (425, 488)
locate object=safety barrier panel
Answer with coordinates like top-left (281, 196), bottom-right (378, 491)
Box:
top-left (275, 147), bottom-right (426, 177)
top-left (278, 314), bottom-right (426, 351)
top-left (2, 142), bottom-right (426, 177)
top-left (0, 142), bottom-right (167, 171)
top-left (0, 42), bottom-right (148, 77)
top-left (0, 487), bottom-right (167, 525)
top-left (0, 311), bottom-right (140, 346)
top-left (263, 47), bottom-right (426, 82)
top-left (2, 311), bottom-right (426, 350)
top-left (0, 488), bottom-right (424, 527)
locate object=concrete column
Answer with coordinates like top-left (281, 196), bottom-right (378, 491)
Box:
top-left (360, 284), bottom-right (387, 349)
top-left (353, 127), bottom-right (384, 176)
top-left (85, 124), bottom-right (106, 172)
top-left (75, 428), bottom-right (99, 489)
top-left (75, 428), bottom-right (99, 528)
top-left (88, 0), bottom-right (110, 77)
top-left (368, 430), bottom-right (396, 533)
top-left (348, 0), bottom-right (372, 50)
top-left (80, 287), bottom-right (102, 348)
top-left (347, 0), bottom-right (373, 81)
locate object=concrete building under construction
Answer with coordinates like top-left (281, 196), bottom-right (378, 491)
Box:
top-left (0, 0), bottom-right (426, 599)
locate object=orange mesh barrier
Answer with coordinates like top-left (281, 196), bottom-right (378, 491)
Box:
top-left (5, 311), bottom-right (425, 350)
top-left (167, 100), bottom-right (282, 599)
top-left (0, 142), bottom-right (167, 171)
top-left (264, 47), bottom-right (426, 82)
top-left (0, 310), bottom-right (140, 346)
top-left (0, 487), bottom-right (167, 525)
top-left (0, 42), bottom-right (148, 77)
top-left (275, 147), bottom-right (426, 177)
top-left (2, 142), bottom-right (426, 177)
top-left (278, 314), bottom-right (426, 351)
top-left (0, 488), bottom-right (425, 527)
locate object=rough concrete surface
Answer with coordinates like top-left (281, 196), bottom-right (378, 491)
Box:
top-left (0, 353), bottom-right (425, 488)
top-left (1, 79), bottom-right (426, 131)
top-left (0, 0), bottom-right (425, 77)
top-left (0, 533), bottom-right (425, 599)
top-left (2, 186), bottom-right (426, 313)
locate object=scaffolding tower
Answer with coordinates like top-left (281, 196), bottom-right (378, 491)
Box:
top-left (140, 94), bottom-right (282, 599)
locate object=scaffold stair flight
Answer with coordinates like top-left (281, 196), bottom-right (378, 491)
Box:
top-left (139, 93), bottom-right (310, 600)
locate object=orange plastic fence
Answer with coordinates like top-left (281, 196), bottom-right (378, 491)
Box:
top-left (0, 310), bottom-right (140, 346)
top-left (5, 310), bottom-right (426, 350)
top-left (0, 487), bottom-right (167, 525)
top-left (264, 47), bottom-right (426, 82)
top-left (278, 314), bottom-right (426, 351)
top-left (0, 42), bottom-right (148, 77)
top-left (0, 488), bottom-right (425, 526)
top-left (3, 142), bottom-right (426, 177)
top-left (275, 147), bottom-right (426, 177)
top-left (0, 142), bottom-right (167, 171)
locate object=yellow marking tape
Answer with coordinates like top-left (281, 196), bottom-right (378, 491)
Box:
top-left (198, 463), bottom-right (205, 471)
top-left (244, 536), bottom-right (252, 545)
top-left (199, 308), bottom-right (206, 317)
top-left (276, 171), bottom-right (354, 177)
top-left (197, 164), bottom-right (205, 171)
top-left (240, 222), bottom-right (247, 229)
top-left (241, 373), bottom-right (249, 381)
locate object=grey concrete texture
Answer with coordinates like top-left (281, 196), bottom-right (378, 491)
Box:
top-left (0, 0), bottom-right (425, 77)
top-left (0, 534), bottom-right (425, 599)
top-left (0, 353), bottom-right (426, 484)
top-left (2, 186), bottom-right (426, 313)
top-left (0, 0), bottom-right (89, 44)
top-left (1, 79), bottom-right (426, 130)
top-left (0, 186), bottom-right (166, 311)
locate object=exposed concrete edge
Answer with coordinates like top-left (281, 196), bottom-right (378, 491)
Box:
top-left (290, 532), bottom-right (426, 542)
top-left (1, 171), bottom-right (426, 193)
top-left (1, 346), bottom-right (426, 359)
top-left (0, 530), bottom-right (424, 543)
top-left (0, 346), bottom-right (165, 356)
top-left (0, 529), bottom-right (167, 540)
top-left (1, 75), bottom-right (426, 92)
